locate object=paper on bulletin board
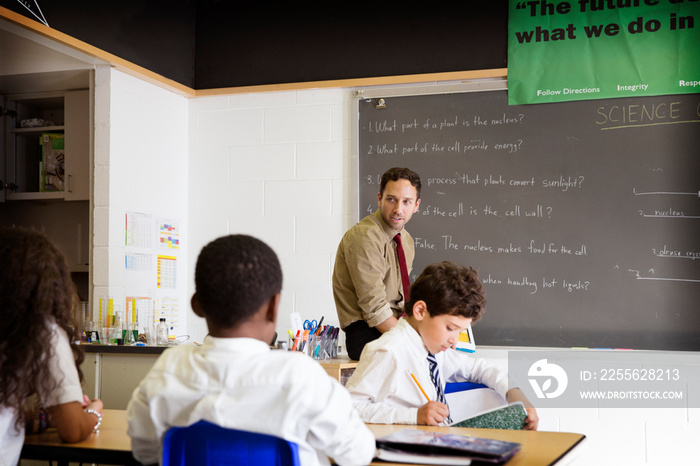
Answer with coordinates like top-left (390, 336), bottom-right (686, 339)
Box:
top-left (123, 211), bottom-right (186, 340)
top-left (125, 211), bottom-right (154, 248)
top-left (125, 296), bottom-right (152, 326)
top-left (125, 252), bottom-right (152, 271)
top-left (159, 296), bottom-right (183, 337)
top-left (157, 255), bottom-right (177, 290)
top-left (158, 218), bottom-right (180, 250)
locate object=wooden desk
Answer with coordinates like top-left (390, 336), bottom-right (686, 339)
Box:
top-left (21, 409), bottom-right (140, 465)
top-left (318, 356), bottom-right (358, 384)
top-left (366, 424), bottom-right (585, 466)
top-left (22, 409), bottom-right (584, 466)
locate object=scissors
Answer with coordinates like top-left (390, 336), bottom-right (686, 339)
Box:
top-left (303, 319), bottom-right (318, 333)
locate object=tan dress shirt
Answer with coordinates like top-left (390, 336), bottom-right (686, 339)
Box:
top-left (333, 209), bottom-right (415, 329)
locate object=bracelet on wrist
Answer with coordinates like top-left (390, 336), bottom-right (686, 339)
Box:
top-left (84, 408), bottom-right (102, 432)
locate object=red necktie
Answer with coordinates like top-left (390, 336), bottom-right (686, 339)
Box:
top-left (393, 233), bottom-right (410, 301)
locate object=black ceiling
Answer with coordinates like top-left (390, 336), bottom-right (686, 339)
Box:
top-left (1, 0), bottom-right (508, 90)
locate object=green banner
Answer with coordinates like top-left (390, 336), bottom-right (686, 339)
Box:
top-left (508, 0), bottom-right (700, 105)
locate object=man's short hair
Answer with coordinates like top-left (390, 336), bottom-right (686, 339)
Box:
top-left (405, 261), bottom-right (486, 321)
top-left (380, 167), bottom-right (422, 200)
top-left (194, 234), bottom-right (283, 328)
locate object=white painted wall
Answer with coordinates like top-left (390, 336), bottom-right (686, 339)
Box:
top-left (93, 66), bottom-right (189, 333)
top-left (186, 83), bottom-right (700, 466)
top-left (187, 88), bottom-right (352, 344)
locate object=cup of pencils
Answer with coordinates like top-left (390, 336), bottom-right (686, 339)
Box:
top-left (310, 326), bottom-right (339, 360)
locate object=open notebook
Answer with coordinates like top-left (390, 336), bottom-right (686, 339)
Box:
top-left (444, 385), bottom-right (508, 423)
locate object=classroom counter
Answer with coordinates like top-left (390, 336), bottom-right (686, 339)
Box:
top-left (81, 343), bottom-right (167, 355)
top-left (80, 347), bottom-right (357, 410)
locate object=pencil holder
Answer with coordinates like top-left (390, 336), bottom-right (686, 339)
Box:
top-left (310, 335), bottom-right (322, 359)
top-left (331, 337), bottom-right (339, 358)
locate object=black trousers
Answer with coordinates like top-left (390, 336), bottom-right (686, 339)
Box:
top-left (344, 320), bottom-right (382, 360)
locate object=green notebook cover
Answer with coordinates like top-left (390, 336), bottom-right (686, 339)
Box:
top-left (450, 401), bottom-right (527, 430)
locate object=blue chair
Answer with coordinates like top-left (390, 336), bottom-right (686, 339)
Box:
top-left (162, 420), bottom-right (301, 466)
top-left (444, 382), bottom-right (488, 394)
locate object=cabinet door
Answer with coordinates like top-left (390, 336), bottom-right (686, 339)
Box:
top-left (64, 90), bottom-right (90, 201)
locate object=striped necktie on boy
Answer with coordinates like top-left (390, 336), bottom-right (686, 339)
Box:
top-left (427, 352), bottom-right (452, 424)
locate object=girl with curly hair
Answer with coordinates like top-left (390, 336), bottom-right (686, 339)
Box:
top-left (0, 228), bottom-right (103, 464)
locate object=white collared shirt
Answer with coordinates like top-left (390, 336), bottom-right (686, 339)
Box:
top-left (346, 318), bottom-right (509, 425)
top-left (126, 336), bottom-right (375, 466)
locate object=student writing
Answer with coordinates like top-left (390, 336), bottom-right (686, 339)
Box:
top-left (127, 234), bottom-right (376, 466)
top-left (0, 229), bottom-right (104, 465)
top-left (346, 261), bottom-right (539, 429)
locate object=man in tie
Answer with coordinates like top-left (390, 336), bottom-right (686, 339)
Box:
top-left (333, 167), bottom-right (422, 360)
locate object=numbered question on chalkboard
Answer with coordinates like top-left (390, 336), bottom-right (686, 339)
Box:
top-left (357, 89), bottom-right (700, 350)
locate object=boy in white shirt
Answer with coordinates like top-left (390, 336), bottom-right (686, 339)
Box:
top-left (127, 234), bottom-right (376, 466)
top-left (346, 261), bottom-right (539, 429)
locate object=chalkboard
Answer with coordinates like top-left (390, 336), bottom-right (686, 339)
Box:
top-left (357, 84), bottom-right (700, 351)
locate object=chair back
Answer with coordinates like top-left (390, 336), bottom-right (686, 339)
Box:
top-left (162, 420), bottom-right (301, 466)
top-left (444, 382), bottom-right (488, 394)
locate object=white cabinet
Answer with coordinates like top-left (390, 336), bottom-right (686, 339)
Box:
top-left (1, 88), bottom-right (91, 277)
top-left (64, 90), bottom-right (90, 201)
top-left (2, 89), bottom-right (90, 201)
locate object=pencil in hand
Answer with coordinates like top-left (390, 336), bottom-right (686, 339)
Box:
top-left (408, 370), bottom-right (431, 402)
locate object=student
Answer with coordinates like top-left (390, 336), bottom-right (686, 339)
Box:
top-left (0, 229), bottom-right (104, 465)
top-left (127, 234), bottom-right (376, 466)
top-left (333, 167), bottom-right (422, 360)
top-left (346, 261), bottom-right (539, 429)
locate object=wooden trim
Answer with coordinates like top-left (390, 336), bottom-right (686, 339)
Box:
top-left (1, 6), bottom-right (507, 97)
top-left (0, 6), bottom-right (195, 97)
top-left (195, 69), bottom-right (509, 96)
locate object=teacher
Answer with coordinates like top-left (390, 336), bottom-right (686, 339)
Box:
top-left (333, 167), bottom-right (422, 360)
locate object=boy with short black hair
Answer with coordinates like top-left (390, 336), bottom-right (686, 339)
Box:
top-left (346, 261), bottom-right (539, 429)
top-left (127, 234), bottom-right (376, 466)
